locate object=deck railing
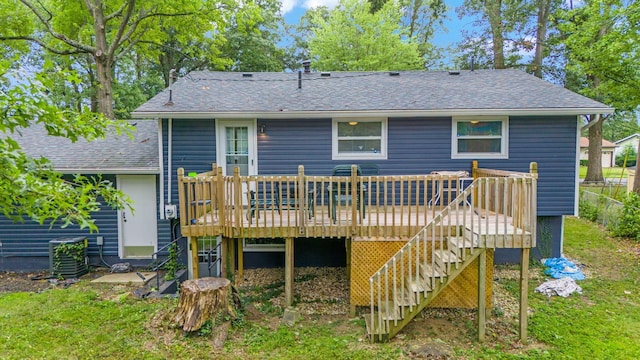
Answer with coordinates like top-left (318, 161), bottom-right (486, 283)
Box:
top-left (178, 164), bottom-right (474, 238)
top-left (368, 171), bottom-right (537, 341)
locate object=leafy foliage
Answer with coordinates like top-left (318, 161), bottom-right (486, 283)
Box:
top-left (309, 0), bottom-right (424, 71)
top-left (615, 145), bottom-right (637, 167)
top-left (1, 62), bottom-right (130, 230)
top-left (609, 192), bottom-right (640, 240)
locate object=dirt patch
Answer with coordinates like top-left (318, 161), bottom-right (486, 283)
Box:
top-left (0, 268), bottom-right (128, 295)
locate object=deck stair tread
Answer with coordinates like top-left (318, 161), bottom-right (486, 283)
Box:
top-left (378, 301), bottom-right (402, 321)
top-left (433, 249), bottom-right (461, 268)
top-left (394, 286), bottom-right (419, 306)
top-left (448, 236), bottom-right (478, 248)
top-left (364, 313), bottom-right (389, 339)
top-left (407, 270), bottom-right (434, 292)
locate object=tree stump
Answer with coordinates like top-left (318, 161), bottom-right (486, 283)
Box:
top-left (174, 277), bottom-right (233, 332)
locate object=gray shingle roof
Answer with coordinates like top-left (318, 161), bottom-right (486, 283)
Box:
top-left (132, 69), bottom-right (612, 117)
top-left (12, 120), bottom-right (159, 173)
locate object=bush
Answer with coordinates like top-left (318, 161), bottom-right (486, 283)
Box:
top-left (580, 159), bottom-right (588, 166)
top-left (579, 199), bottom-right (600, 222)
top-left (609, 192), bottom-right (640, 240)
top-left (615, 146), bottom-right (637, 167)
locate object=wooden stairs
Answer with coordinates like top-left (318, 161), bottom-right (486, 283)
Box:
top-left (365, 229), bottom-right (485, 342)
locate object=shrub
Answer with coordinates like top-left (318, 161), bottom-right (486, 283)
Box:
top-left (609, 192), bottom-right (640, 240)
top-left (580, 159), bottom-right (588, 166)
top-left (579, 199), bottom-right (600, 222)
top-left (615, 145), bottom-right (637, 167)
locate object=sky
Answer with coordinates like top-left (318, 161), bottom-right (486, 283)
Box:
top-left (280, 0), bottom-right (469, 49)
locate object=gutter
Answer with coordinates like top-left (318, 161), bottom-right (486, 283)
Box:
top-left (55, 168), bottom-right (160, 175)
top-left (131, 108), bottom-right (615, 119)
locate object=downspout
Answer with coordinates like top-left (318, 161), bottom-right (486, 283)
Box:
top-left (158, 119), bottom-right (165, 219)
top-left (168, 118), bottom-right (173, 205)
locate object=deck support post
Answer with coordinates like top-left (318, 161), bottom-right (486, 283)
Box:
top-left (220, 237), bottom-right (228, 279)
top-left (285, 237), bottom-right (295, 307)
top-left (190, 236), bottom-right (200, 279)
top-left (346, 238), bottom-right (356, 316)
top-left (229, 237), bottom-right (236, 281)
top-left (478, 248), bottom-right (486, 342)
top-left (237, 238), bottom-right (244, 284)
top-left (520, 247), bottom-right (530, 344)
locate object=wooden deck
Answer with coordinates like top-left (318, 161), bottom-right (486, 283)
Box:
top-left (187, 205), bottom-right (531, 246)
top-left (178, 164), bottom-right (536, 246)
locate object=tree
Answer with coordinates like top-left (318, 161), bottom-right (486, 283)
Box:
top-left (219, 0), bottom-right (286, 72)
top-left (309, 0), bottom-right (424, 71)
top-left (457, 0), bottom-right (531, 69)
top-left (284, 6), bottom-right (331, 71)
top-left (0, 0), bottom-right (234, 118)
top-left (1, 62), bottom-right (130, 230)
top-left (557, 0), bottom-right (640, 183)
top-left (368, 0), bottom-right (447, 67)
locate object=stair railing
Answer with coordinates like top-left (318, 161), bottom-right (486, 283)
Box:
top-left (369, 175), bottom-right (536, 341)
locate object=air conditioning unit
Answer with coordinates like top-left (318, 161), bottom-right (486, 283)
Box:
top-left (49, 237), bottom-right (89, 278)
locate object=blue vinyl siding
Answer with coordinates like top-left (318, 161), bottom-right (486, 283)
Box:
top-left (166, 116), bottom-right (577, 215)
top-left (163, 119), bottom-right (216, 206)
top-left (0, 175), bottom-right (170, 272)
top-left (252, 116), bottom-right (577, 215)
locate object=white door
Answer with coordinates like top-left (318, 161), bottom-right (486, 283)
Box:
top-left (216, 119), bottom-right (257, 176)
top-left (118, 175), bottom-right (158, 258)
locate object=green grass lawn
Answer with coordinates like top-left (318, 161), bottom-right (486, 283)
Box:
top-left (2, 217), bottom-right (640, 359)
top-left (580, 166), bottom-right (628, 180)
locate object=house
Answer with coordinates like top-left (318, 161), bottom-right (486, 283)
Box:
top-left (128, 68), bottom-right (612, 341)
top-left (614, 133), bottom-right (640, 157)
top-left (579, 137), bottom-right (617, 167)
top-left (0, 121), bottom-right (171, 272)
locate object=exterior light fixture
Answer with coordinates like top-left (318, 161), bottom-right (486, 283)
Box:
top-left (348, 121), bottom-right (358, 126)
top-left (259, 124), bottom-right (266, 134)
top-left (470, 120), bottom-right (480, 124)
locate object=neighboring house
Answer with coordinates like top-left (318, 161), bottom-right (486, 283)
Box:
top-left (131, 68), bottom-right (612, 272)
top-left (0, 121), bottom-right (170, 272)
top-left (614, 133), bottom-right (640, 157)
top-left (579, 137), bottom-right (617, 167)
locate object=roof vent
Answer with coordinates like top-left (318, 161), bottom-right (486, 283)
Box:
top-left (302, 60), bottom-right (311, 74)
top-left (242, 73), bottom-right (253, 78)
top-left (389, 72), bottom-right (400, 76)
top-left (320, 72), bottom-right (331, 77)
top-left (448, 71), bottom-right (460, 75)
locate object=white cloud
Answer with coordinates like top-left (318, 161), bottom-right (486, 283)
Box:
top-left (279, 0), bottom-right (340, 15)
top-left (280, 0), bottom-right (298, 14)
top-left (303, 0), bottom-right (340, 10)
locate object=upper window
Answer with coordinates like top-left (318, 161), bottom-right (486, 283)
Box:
top-left (332, 118), bottom-right (388, 160)
top-left (452, 117), bottom-right (508, 159)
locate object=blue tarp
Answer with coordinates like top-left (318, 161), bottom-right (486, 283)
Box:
top-left (542, 257), bottom-right (586, 280)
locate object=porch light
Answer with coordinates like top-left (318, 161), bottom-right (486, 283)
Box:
top-left (470, 120), bottom-right (480, 124)
top-left (348, 121), bottom-right (358, 126)
top-left (259, 124), bottom-right (266, 134)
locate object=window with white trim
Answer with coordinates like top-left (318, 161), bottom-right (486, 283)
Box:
top-left (452, 117), bottom-right (508, 159)
top-left (332, 118), bottom-right (387, 160)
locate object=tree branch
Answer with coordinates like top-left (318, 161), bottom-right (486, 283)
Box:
top-left (0, 36), bottom-right (89, 55)
top-left (19, 0), bottom-right (96, 54)
top-left (105, 1), bottom-right (127, 21)
top-left (107, 0), bottom-right (136, 60)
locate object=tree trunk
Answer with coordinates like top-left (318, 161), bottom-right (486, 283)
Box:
top-left (486, 0), bottom-right (505, 69)
top-left (87, 0), bottom-right (116, 119)
top-left (533, 0), bottom-right (551, 78)
top-left (174, 277), bottom-right (234, 332)
top-left (94, 55), bottom-right (116, 119)
top-left (585, 116), bottom-right (604, 182)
